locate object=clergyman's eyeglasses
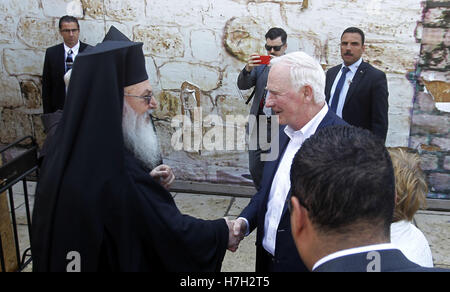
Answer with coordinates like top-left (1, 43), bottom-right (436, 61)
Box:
top-left (265, 43), bottom-right (285, 52)
top-left (124, 94), bottom-right (154, 105)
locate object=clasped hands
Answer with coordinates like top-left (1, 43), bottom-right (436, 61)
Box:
top-left (150, 164), bottom-right (175, 190)
top-left (224, 217), bottom-right (247, 252)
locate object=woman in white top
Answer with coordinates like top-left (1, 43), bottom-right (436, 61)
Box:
top-left (388, 148), bottom-right (434, 268)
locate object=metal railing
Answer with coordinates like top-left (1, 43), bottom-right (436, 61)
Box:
top-left (0, 136), bottom-right (38, 272)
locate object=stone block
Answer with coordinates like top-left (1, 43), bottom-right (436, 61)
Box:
top-left (386, 114), bottom-right (411, 147)
top-left (81, 0), bottom-right (105, 19)
top-left (20, 79), bottom-right (41, 110)
top-left (0, 0), bottom-right (41, 17)
top-left (0, 73), bottom-right (22, 108)
top-left (429, 173), bottom-right (450, 192)
top-left (154, 90), bottom-right (180, 120)
top-left (444, 156), bottom-right (450, 170)
top-left (31, 114), bottom-right (46, 148)
top-left (224, 17), bottom-right (271, 62)
top-left (104, 0), bottom-right (145, 21)
top-left (363, 43), bottom-right (420, 74)
top-left (408, 136), bottom-right (429, 150)
top-left (3, 49), bottom-right (45, 76)
top-left (415, 92), bottom-right (437, 112)
top-left (411, 114), bottom-right (450, 135)
top-left (423, 80), bottom-right (450, 103)
top-left (422, 27), bottom-right (446, 46)
top-left (134, 25), bottom-right (184, 58)
top-left (78, 20), bottom-right (107, 47)
top-left (145, 56), bottom-right (160, 90)
top-left (191, 29), bottom-right (221, 63)
top-left (159, 62), bottom-right (221, 91)
top-left (0, 15), bottom-right (16, 44)
top-left (145, 0), bottom-right (212, 27)
top-left (431, 137), bottom-right (450, 151)
top-left (420, 44), bottom-right (448, 70)
top-left (17, 17), bottom-right (60, 50)
top-left (423, 7), bottom-right (449, 27)
top-left (42, 0), bottom-right (83, 18)
top-left (0, 109), bottom-right (33, 145)
top-left (420, 153), bottom-right (439, 171)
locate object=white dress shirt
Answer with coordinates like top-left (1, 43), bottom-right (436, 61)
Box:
top-left (262, 104), bottom-right (329, 255)
top-left (312, 243), bottom-right (398, 271)
top-left (390, 220), bottom-right (434, 267)
top-left (328, 58), bottom-right (363, 118)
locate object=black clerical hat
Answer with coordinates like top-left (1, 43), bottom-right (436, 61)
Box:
top-left (81, 25), bottom-right (148, 86)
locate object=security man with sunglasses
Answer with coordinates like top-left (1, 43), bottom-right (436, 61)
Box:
top-left (237, 27), bottom-right (287, 191)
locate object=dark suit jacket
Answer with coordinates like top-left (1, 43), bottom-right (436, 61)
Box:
top-left (42, 42), bottom-right (89, 114)
top-left (239, 109), bottom-right (348, 272)
top-left (314, 249), bottom-right (448, 272)
top-left (325, 61), bottom-right (389, 142)
top-left (237, 65), bottom-right (270, 117)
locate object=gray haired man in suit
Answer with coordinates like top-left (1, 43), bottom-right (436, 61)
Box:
top-left (237, 27), bottom-right (287, 191)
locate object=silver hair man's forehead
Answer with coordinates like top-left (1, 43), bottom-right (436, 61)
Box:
top-left (269, 51), bottom-right (326, 103)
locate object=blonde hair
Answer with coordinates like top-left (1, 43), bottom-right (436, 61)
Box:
top-left (388, 148), bottom-right (428, 222)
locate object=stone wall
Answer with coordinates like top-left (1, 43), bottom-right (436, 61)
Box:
top-left (0, 0), bottom-right (428, 185)
top-left (410, 0), bottom-right (449, 199)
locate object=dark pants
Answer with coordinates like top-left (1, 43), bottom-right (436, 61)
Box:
top-left (248, 117), bottom-right (271, 191)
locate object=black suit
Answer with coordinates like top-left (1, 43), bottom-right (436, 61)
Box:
top-left (42, 42), bottom-right (89, 113)
top-left (239, 109), bottom-right (348, 272)
top-left (314, 249), bottom-right (448, 272)
top-left (325, 61), bottom-right (389, 142)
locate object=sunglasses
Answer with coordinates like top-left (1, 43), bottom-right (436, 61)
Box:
top-left (124, 94), bottom-right (154, 105)
top-left (265, 43), bottom-right (285, 52)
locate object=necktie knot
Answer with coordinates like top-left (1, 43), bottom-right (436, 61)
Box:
top-left (342, 66), bottom-right (350, 74)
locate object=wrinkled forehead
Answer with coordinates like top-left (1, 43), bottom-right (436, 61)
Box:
top-left (124, 79), bottom-right (151, 94)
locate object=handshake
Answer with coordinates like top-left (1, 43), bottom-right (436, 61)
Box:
top-left (224, 218), bottom-right (248, 252)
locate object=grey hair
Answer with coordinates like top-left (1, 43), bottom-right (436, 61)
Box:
top-left (270, 51), bottom-right (326, 104)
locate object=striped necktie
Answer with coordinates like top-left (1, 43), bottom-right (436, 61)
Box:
top-left (66, 49), bottom-right (73, 72)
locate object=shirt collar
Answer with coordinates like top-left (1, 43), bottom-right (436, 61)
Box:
top-left (312, 243), bottom-right (398, 271)
top-left (64, 41), bottom-right (80, 54)
top-left (342, 57), bottom-right (362, 74)
top-left (284, 103), bottom-right (329, 141)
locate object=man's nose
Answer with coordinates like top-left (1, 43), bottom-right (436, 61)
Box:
top-left (265, 92), bottom-right (275, 107)
top-left (148, 96), bottom-right (158, 109)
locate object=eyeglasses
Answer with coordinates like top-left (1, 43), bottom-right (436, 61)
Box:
top-left (60, 29), bottom-right (79, 34)
top-left (124, 94), bottom-right (154, 105)
top-left (265, 43), bottom-right (285, 52)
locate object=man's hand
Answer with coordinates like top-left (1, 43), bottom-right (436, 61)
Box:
top-left (245, 54), bottom-right (263, 72)
top-left (150, 164), bottom-right (175, 190)
top-left (224, 217), bottom-right (247, 252)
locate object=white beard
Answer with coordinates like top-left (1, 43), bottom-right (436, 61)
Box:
top-left (122, 102), bottom-right (161, 170)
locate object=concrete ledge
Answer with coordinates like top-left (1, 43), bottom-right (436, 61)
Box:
top-left (171, 181), bottom-right (256, 198)
top-left (426, 199), bottom-right (450, 212)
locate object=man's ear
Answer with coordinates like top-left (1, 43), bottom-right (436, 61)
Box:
top-left (302, 85), bottom-right (314, 102)
top-left (290, 196), bottom-right (306, 239)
